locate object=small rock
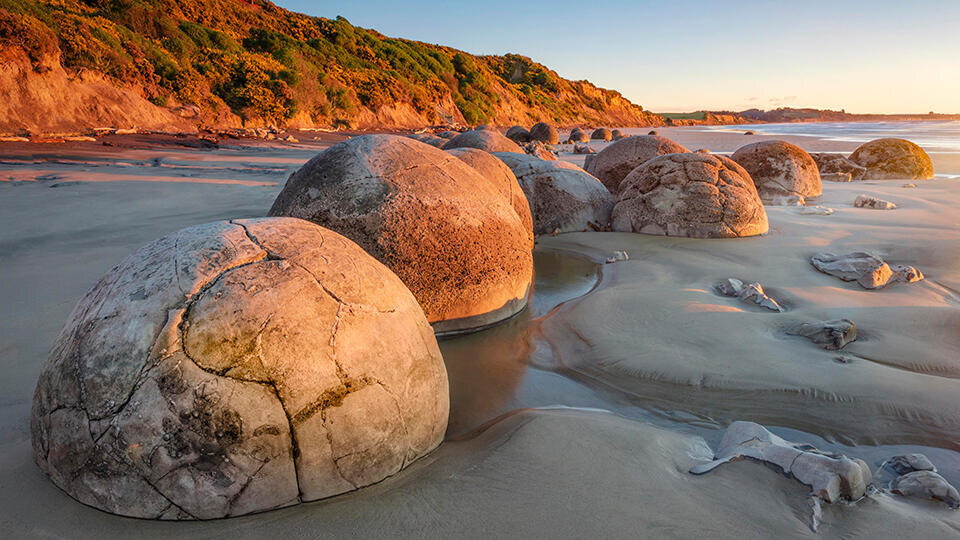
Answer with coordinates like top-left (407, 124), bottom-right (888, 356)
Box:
top-left (648, 130), bottom-right (659, 136)
top-left (744, 131), bottom-right (755, 135)
top-left (822, 172), bottom-right (853, 182)
top-left (523, 140), bottom-right (558, 161)
top-left (887, 454), bottom-right (936, 475)
top-left (787, 319), bottom-right (856, 350)
top-left (891, 471), bottom-right (960, 509)
top-left (854, 195), bottom-right (896, 210)
top-left (573, 143), bottom-right (595, 154)
top-left (283, 135), bottom-right (299, 143)
top-left (902, 183), bottom-right (917, 188)
top-left (769, 195), bottom-right (806, 206)
top-left (715, 278), bottom-right (783, 312)
top-left (605, 251), bottom-right (629, 264)
top-left (892, 264), bottom-right (924, 283)
top-left (800, 206), bottom-right (835, 215)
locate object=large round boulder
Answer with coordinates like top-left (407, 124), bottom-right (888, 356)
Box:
top-left (591, 128), bottom-right (612, 142)
top-left (567, 128), bottom-right (590, 143)
top-left (446, 147), bottom-right (534, 247)
top-left (268, 135), bottom-right (533, 334)
top-left (529, 122), bottom-right (560, 145)
top-left (731, 140), bottom-right (822, 199)
top-left (31, 218), bottom-right (449, 520)
top-left (585, 135), bottom-right (690, 193)
top-left (505, 125), bottom-right (531, 144)
top-left (848, 138), bottom-right (934, 180)
top-left (494, 152), bottom-right (613, 234)
top-left (612, 152), bottom-right (769, 238)
top-left (442, 129), bottom-right (523, 153)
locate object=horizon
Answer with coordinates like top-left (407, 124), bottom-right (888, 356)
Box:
top-left (276, 0), bottom-right (960, 115)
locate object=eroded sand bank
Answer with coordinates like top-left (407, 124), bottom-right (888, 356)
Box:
top-left (2, 128), bottom-right (959, 537)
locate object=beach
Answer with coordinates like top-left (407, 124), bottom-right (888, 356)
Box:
top-left (2, 124), bottom-right (959, 537)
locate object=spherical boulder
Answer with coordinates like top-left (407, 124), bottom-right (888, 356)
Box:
top-left (505, 125), bottom-right (531, 144)
top-left (568, 128), bottom-right (590, 143)
top-left (731, 140), bottom-right (822, 200)
top-left (269, 135), bottom-right (533, 334)
top-left (611, 129), bottom-right (625, 140)
top-left (612, 152), bottom-right (769, 238)
top-left (591, 128), bottom-right (612, 142)
top-left (848, 138), bottom-right (934, 180)
top-left (495, 152), bottom-right (613, 235)
top-left (529, 122), bottom-right (560, 145)
top-left (446, 147), bottom-right (534, 247)
top-left (585, 135), bottom-right (690, 193)
top-left (31, 217), bottom-right (449, 520)
top-left (442, 129), bottom-right (523, 153)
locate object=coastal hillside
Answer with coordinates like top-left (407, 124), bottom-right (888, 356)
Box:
top-left (0, 0), bottom-right (664, 135)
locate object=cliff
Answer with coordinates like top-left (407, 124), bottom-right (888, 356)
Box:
top-left (0, 0), bottom-right (664, 135)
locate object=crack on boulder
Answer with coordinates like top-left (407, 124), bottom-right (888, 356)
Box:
top-left (291, 377), bottom-right (373, 425)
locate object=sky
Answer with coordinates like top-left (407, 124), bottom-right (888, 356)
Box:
top-left (275, 0), bottom-right (960, 114)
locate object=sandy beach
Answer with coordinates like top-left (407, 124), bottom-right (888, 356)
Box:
top-left (2, 125), bottom-right (960, 537)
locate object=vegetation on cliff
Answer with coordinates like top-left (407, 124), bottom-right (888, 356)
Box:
top-left (0, 0), bottom-right (663, 130)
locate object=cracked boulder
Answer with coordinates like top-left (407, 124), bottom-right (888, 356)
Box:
top-left (690, 421), bottom-right (871, 503)
top-left (441, 129), bottom-right (523, 154)
top-left (731, 140), bottom-right (822, 200)
top-left (269, 135), bottom-right (534, 334)
top-left (611, 152), bottom-right (769, 238)
top-left (30, 218), bottom-right (449, 519)
top-left (585, 135), bottom-right (690, 193)
top-left (786, 319), bottom-right (857, 350)
top-left (494, 152), bottom-right (613, 235)
top-left (849, 138), bottom-right (935, 180)
top-left (891, 471), bottom-right (960, 509)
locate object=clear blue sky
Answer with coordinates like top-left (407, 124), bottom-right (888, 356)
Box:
top-left (275, 0), bottom-right (960, 113)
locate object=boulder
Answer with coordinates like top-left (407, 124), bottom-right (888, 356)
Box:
top-left (786, 319), bottom-right (857, 350)
top-left (567, 128), bottom-right (590, 143)
top-left (611, 129), bottom-right (625, 140)
top-left (887, 454), bottom-right (937, 475)
top-left (269, 135), bottom-right (534, 333)
top-left (849, 138), bottom-right (934, 180)
top-left (591, 128), bottom-right (612, 141)
top-left (891, 471), bottom-right (960, 509)
top-left (811, 152), bottom-right (866, 180)
top-left (691, 421), bottom-right (872, 504)
top-left (585, 135), bottom-right (690, 193)
top-left (30, 218), bottom-right (449, 519)
top-left (442, 130), bottom-right (523, 153)
top-left (611, 152), bottom-right (769, 238)
top-left (573, 143), bottom-right (595, 154)
top-left (494, 152), bottom-right (613, 235)
top-left (505, 125), bottom-right (531, 143)
top-left (731, 140), bottom-right (822, 200)
top-left (854, 195), bottom-right (896, 210)
top-left (822, 172), bottom-right (853, 182)
top-left (529, 122), bottom-right (560, 144)
top-left (446, 147), bottom-right (534, 247)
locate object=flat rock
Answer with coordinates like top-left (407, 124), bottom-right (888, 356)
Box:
top-left (892, 471), bottom-right (960, 509)
top-left (849, 138), bottom-right (935, 180)
top-left (585, 135), bottom-right (690, 193)
top-left (30, 218), bottom-right (449, 519)
top-left (811, 251), bottom-right (923, 289)
top-left (690, 421), bottom-right (871, 503)
top-left (731, 140), bottom-right (823, 200)
top-left (787, 319), bottom-right (857, 350)
top-left (854, 194), bottom-right (896, 210)
top-left (612, 152), bottom-right (769, 238)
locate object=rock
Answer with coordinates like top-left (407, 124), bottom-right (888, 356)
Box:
top-left (529, 122), bottom-right (560, 145)
top-left (811, 153), bottom-right (866, 180)
top-left (446, 147), bottom-right (534, 247)
top-left (887, 454), bottom-right (937, 475)
top-left (810, 252), bottom-right (923, 289)
top-left (744, 131), bottom-right (755, 135)
top-left (505, 126), bottom-right (531, 143)
top-left (524, 140), bottom-right (557, 161)
top-left (903, 183), bottom-right (917, 188)
top-left (269, 135), bottom-right (534, 333)
top-left (283, 135), bottom-right (299, 143)
top-left (567, 128), bottom-right (590, 143)
top-left (854, 195), bottom-right (896, 210)
top-left (849, 138), bottom-right (935, 180)
top-left (769, 195), bottom-right (806, 206)
top-left (585, 135), bottom-right (690, 193)
top-left (891, 471), bottom-right (960, 509)
top-left (494, 152), bottom-right (613, 235)
top-left (787, 319), bottom-right (857, 350)
top-left (647, 130), bottom-right (658, 136)
top-left (611, 152), bottom-right (769, 238)
top-left (715, 278), bottom-right (783, 312)
top-left (690, 421), bottom-right (871, 503)
top-left (731, 140), bottom-right (822, 200)
top-left (695, 149), bottom-right (711, 154)
top-left (800, 206), bottom-right (835, 215)
top-left (611, 129), bottom-right (625, 140)
top-left (573, 143), bottom-right (595, 154)
top-left (822, 172), bottom-right (853, 182)
top-left (605, 250), bottom-right (629, 264)
top-left (474, 124), bottom-right (496, 132)
top-left (591, 128), bottom-right (612, 141)
top-left (437, 130), bottom-right (459, 139)
top-left (30, 218), bottom-right (449, 519)
top-left (442, 130), bottom-right (523, 153)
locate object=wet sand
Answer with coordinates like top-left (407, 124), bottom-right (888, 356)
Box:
top-left (2, 127), bottom-right (960, 537)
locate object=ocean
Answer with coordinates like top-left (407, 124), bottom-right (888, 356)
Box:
top-left (705, 120), bottom-right (960, 152)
